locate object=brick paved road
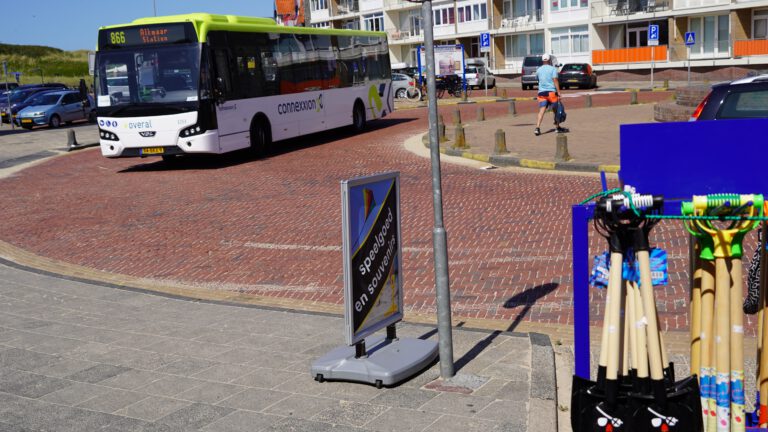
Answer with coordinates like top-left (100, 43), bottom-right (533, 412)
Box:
top-left (1, 91), bottom-right (749, 336)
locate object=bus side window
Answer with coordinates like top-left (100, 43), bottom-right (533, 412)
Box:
top-left (313, 34), bottom-right (337, 90)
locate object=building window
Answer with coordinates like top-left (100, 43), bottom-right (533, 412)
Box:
top-left (689, 15), bottom-right (729, 57)
top-left (311, 22), bottom-right (330, 28)
top-left (363, 13), bottom-right (383, 32)
top-left (754, 10), bottom-right (768, 39)
top-left (434, 6), bottom-right (455, 26)
top-left (551, 0), bottom-right (587, 12)
top-left (310, 0), bottom-right (327, 11)
top-left (505, 33), bottom-right (544, 58)
top-left (458, 2), bottom-right (488, 23)
top-left (342, 19), bottom-right (360, 30)
top-left (551, 26), bottom-right (588, 55)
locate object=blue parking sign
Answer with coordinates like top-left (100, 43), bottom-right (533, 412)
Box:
top-left (685, 32), bottom-right (696, 46)
top-left (648, 24), bottom-right (659, 41)
top-left (480, 33), bottom-right (490, 48)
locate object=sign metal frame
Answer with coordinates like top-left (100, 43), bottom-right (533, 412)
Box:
top-left (341, 171), bottom-right (404, 346)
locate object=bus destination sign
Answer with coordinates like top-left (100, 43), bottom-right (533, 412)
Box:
top-left (98, 23), bottom-right (196, 49)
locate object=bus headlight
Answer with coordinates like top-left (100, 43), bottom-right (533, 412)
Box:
top-left (180, 124), bottom-right (204, 137)
top-left (99, 129), bottom-right (119, 141)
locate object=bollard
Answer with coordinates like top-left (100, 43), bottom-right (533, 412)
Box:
top-left (67, 129), bottom-right (78, 150)
top-left (494, 129), bottom-right (509, 154)
top-left (663, 79), bottom-right (669, 89)
top-left (508, 100), bottom-right (517, 116)
top-left (439, 113), bottom-right (445, 126)
top-left (493, 87), bottom-right (498, 97)
top-left (462, 89), bottom-right (468, 103)
top-left (585, 94), bottom-right (592, 108)
top-left (555, 133), bottom-right (572, 162)
top-left (452, 124), bottom-right (467, 149)
top-left (477, 107), bottom-right (485, 122)
top-left (453, 108), bottom-right (462, 125)
top-left (502, 88), bottom-right (508, 99)
top-left (438, 119), bottom-right (446, 142)
top-left (630, 91), bottom-right (638, 105)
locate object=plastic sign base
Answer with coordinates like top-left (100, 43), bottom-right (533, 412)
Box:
top-left (311, 335), bottom-right (438, 388)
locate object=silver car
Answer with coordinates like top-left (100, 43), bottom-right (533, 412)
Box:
top-left (463, 65), bottom-right (495, 89)
top-left (16, 90), bottom-right (95, 129)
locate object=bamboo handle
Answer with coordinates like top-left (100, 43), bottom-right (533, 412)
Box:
top-left (637, 250), bottom-right (663, 381)
top-left (715, 257), bottom-right (731, 432)
top-left (691, 239), bottom-right (703, 375)
top-left (699, 258), bottom-right (717, 432)
top-left (633, 281), bottom-right (649, 382)
top-left (730, 257), bottom-right (746, 432)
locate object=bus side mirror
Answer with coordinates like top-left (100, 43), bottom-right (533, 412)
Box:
top-left (215, 77), bottom-right (226, 105)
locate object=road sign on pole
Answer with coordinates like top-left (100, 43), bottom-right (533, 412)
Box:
top-left (685, 32), bottom-right (696, 46)
top-left (648, 25), bottom-right (659, 42)
top-left (480, 32), bottom-right (490, 53)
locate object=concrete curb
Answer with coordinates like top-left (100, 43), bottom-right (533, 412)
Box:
top-left (423, 133), bottom-right (620, 174)
top-left (529, 332), bottom-right (559, 430)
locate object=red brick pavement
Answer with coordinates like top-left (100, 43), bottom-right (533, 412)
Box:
top-left (0, 90), bottom-right (757, 335)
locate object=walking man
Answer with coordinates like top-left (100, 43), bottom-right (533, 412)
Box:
top-left (534, 54), bottom-right (567, 136)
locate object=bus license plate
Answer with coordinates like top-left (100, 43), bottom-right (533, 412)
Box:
top-left (141, 147), bottom-right (164, 155)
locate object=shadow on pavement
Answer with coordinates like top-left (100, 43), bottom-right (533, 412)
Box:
top-left (118, 117), bottom-right (419, 173)
top-left (503, 282), bottom-right (559, 333)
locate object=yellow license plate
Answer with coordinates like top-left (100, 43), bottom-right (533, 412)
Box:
top-left (141, 147), bottom-right (164, 155)
top-left (568, 79), bottom-right (579, 82)
top-left (21, 119), bottom-right (32, 124)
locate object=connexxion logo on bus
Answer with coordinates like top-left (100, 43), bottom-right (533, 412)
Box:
top-left (277, 94), bottom-right (323, 115)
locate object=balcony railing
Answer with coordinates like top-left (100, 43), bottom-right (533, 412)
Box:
top-left (591, 0), bottom-right (668, 18)
top-left (593, 45), bottom-right (668, 64)
top-left (337, 0), bottom-right (359, 15)
top-left (673, 0), bottom-right (728, 8)
top-left (734, 39), bottom-right (768, 57)
top-left (388, 27), bottom-right (422, 41)
top-left (500, 10), bottom-right (543, 29)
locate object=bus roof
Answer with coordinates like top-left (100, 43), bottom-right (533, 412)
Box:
top-left (98, 13), bottom-right (387, 42)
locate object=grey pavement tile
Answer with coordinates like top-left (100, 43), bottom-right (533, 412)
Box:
top-left (75, 388), bottom-right (147, 413)
top-left (115, 395), bottom-right (192, 421)
top-left (0, 369), bottom-right (73, 399)
top-left (471, 379), bottom-right (510, 398)
top-left (63, 363), bottom-right (130, 384)
top-left (218, 388), bottom-right (291, 412)
top-left (156, 358), bottom-right (217, 376)
top-left (264, 394), bottom-right (338, 419)
top-left (135, 375), bottom-right (205, 398)
top-left (60, 341), bottom-right (114, 362)
top-left (312, 400), bottom-right (389, 427)
top-left (109, 333), bottom-right (174, 350)
top-left (273, 374), bottom-right (327, 396)
top-left (263, 417), bottom-right (335, 432)
top-left (0, 348), bottom-right (60, 371)
top-left (40, 381), bottom-right (112, 406)
top-left (231, 368), bottom-right (300, 389)
top-left (113, 348), bottom-right (180, 371)
top-left (230, 334), bottom-right (282, 349)
top-left (211, 347), bottom-right (267, 365)
top-left (494, 380), bottom-right (531, 402)
top-left (99, 369), bottom-right (164, 390)
top-left (368, 387), bottom-right (439, 410)
top-left (317, 381), bottom-right (384, 403)
top-left (479, 362), bottom-right (530, 382)
top-left (365, 407), bottom-right (442, 432)
top-left (201, 410), bottom-right (284, 432)
top-left (176, 382), bottom-right (247, 405)
top-left (192, 363), bottom-right (257, 383)
top-left (156, 403), bottom-right (234, 430)
top-left (399, 367), bottom-right (440, 389)
top-left (422, 415), bottom-right (508, 432)
top-left (419, 393), bottom-right (495, 417)
top-left (193, 330), bottom-right (250, 346)
top-left (475, 399), bottom-right (528, 423)
top-left (246, 350), bottom-right (310, 370)
top-left (28, 336), bottom-right (88, 356)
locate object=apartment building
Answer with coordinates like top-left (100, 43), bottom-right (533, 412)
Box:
top-left (306, 0), bottom-right (768, 80)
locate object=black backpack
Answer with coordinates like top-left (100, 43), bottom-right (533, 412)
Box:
top-left (554, 100), bottom-right (567, 124)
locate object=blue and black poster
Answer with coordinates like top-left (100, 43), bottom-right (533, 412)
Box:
top-left (341, 172), bottom-right (403, 345)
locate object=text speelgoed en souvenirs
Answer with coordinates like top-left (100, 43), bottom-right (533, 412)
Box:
top-left (351, 195), bottom-right (398, 332)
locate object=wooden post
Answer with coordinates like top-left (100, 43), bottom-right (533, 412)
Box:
top-left (555, 133), bottom-right (572, 162)
top-left (452, 124), bottom-right (467, 149)
top-left (508, 100), bottom-right (517, 116)
top-left (477, 107), bottom-right (485, 122)
top-left (631, 91), bottom-right (638, 105)
top-left (585, 94), bottom-right (593, 108)
top-left (453, 109), bottom-right (462, 125)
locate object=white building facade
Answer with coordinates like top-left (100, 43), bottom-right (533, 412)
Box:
top-left (307, 0), bottom-right (768, 79)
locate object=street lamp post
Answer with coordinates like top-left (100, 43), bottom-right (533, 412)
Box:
top-left (409, 0), bottom-right (455, 380)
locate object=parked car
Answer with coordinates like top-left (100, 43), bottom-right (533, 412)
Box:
top-left (691, 74), bottom-right (768, 121)
top-left (1, 82), bottom-right (19, 96)
top-left (521, 54), bottom-right (559, 90)
top-left (16, 90), bottom-right (95, 129)
top-left (463, 65), bottom-right (495, 89)
top-left (558, 63), bottom-right (597, 89)
top-left (0, 83), bottom-right (68, 123)
top-left (392, 73), bottom-right (417, 99)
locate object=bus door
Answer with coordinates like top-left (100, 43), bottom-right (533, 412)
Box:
top-left (210, 44), bottom-right (246, 151)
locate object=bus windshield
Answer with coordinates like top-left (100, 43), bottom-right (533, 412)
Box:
top-left (95, 44), bottom-right (203, 109)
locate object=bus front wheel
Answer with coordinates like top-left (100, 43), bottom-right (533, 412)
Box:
top-left (352, 101), bottom-right (366, 132)
top-left (250, 116), bottom-right (272, 157)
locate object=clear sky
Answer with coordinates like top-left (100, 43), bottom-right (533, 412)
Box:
top-left (0, 1), bottom-right (275, 51)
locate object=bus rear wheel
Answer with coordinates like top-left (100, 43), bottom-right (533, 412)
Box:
top-left (352, 101), bottom-right (366, 132)
top-left (250, 116), bottom-right (272, 157)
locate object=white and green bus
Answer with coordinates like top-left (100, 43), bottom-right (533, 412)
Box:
top-left (94, 14), bottom-right (392, 160)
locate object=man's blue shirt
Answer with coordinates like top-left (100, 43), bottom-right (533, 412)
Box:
top-left (536, 65), bottom-right (558, 93)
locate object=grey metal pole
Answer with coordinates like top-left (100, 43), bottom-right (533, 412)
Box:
top-left (153, 0), bottom-right (157, 16)
top-left (687, 46), bottom-right (691, 86)
top-left (650, 45), bottom-right (654, 89)
top-left (422, 0), bottom-right (455, 380)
